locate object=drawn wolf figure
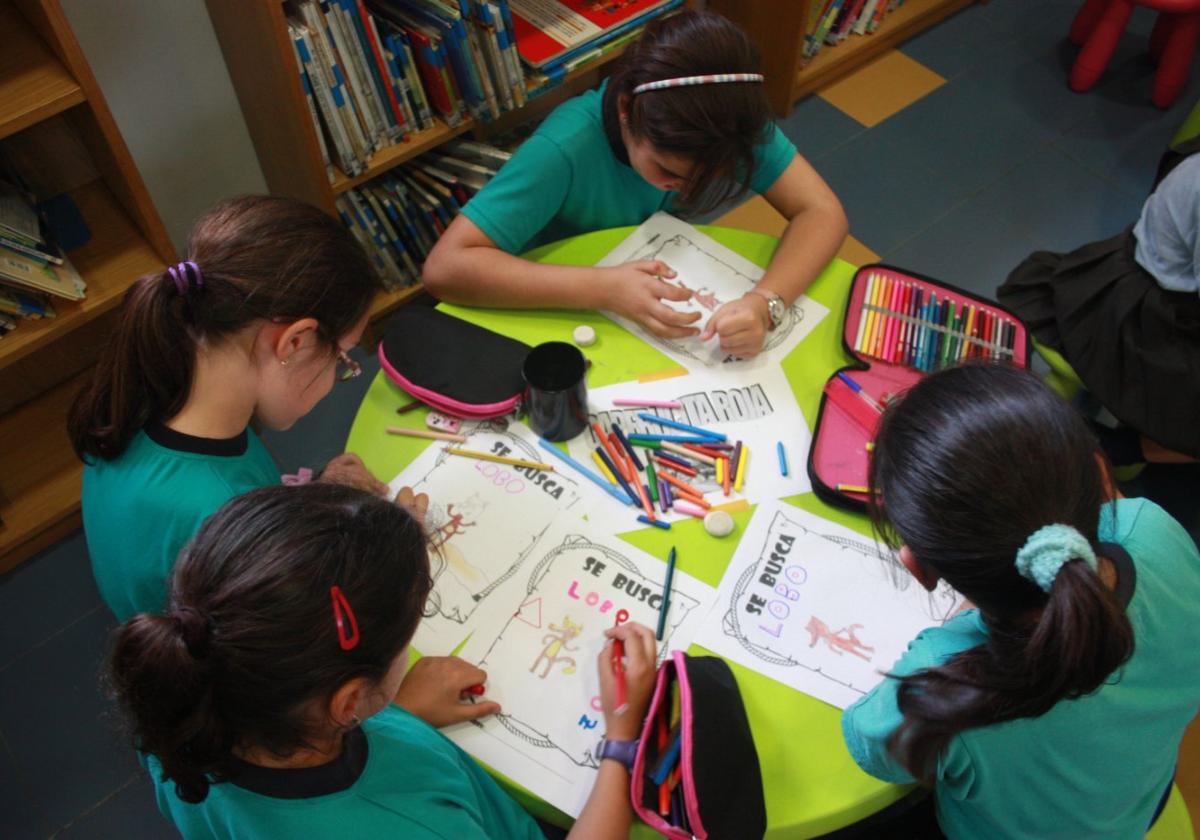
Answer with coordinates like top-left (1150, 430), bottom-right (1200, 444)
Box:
top-left (530, 616), bottom-right (583, 678)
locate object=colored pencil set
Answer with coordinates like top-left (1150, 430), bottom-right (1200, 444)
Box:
top-left (647, 672), bottom-right (688, 827)
top-left (853, 271), bottom-right (1018, 369)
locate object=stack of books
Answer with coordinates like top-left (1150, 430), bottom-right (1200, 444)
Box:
top-left (336, 138), bottom-right (509, 289)
top-left (286, 0), bottom-right (682, 181)
top-left (0, 180), bottom-right (83, 340)
top-left (803, 0), bottom-right (908, 63)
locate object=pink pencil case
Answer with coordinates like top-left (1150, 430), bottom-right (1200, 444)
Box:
top-left (631, 651), bottom-right (765, 839)
top-left (378, 306), bottom-right (532, 419)
top-left (807, 264), bottom-right (1030, 511)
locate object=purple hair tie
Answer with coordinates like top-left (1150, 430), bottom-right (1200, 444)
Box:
top-left (168, 260), bottom-right (204, 296)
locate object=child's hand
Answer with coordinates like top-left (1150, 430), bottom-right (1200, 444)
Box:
top-left (597, 622), bottom-right (658, 741)
top-left (698, 294), bottom-right (769, 359)
top-left (393, 485), bottom-right (430, 527)
top-left (320, 453), bottom-right (388, 496)
top-left (393, 656), bottom-right (501, 727)
top-left (602, 260), bottom-right (702, 339)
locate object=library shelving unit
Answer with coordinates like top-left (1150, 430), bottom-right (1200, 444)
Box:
top-left (205, 0), bottom-right (660, 328)
top-left (710, 0), bottom-right (977, 116)
top-left (0, 0), bottom-right (175, 571)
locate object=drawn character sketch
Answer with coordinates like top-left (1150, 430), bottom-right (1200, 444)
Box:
top-left (529, 616), bottom-right (583, 678)
top-left (631, 234), bottom-right (803, 363)
top-left (805, 616), bottom-right (874, 661)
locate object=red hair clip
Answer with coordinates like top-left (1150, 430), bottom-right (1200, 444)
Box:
top-left (330, 586), bottom-right (360, 651)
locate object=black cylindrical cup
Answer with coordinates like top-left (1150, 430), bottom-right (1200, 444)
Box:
top-left (523, 341), bottom-right (588, 442)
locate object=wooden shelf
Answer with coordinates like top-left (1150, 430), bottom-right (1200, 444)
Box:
top-left (0, 371), bottom-right (85, 572)
top-left (792, 0), bottom-right (976, 100)
top-left (331, 119), bottom-right (475, 195)
top-left (0, 178), bottom-right (166, 370)
top-left (0, 0), bottom-right (85, 140)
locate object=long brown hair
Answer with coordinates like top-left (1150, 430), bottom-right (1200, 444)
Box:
top-left (603, 10), bottom-right (774, 214)
top-left (868, 365), bottom-right (1135, 782)
top-left (107, 483), bottom-right (433, 804)
top-left (69, 196), bottom-right (380, 461)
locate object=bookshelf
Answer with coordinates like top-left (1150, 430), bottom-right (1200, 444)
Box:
top-left (205, 0), bottom-right (655, 325)
top-left (0, 0), bottom-right (174, 571)
top-left (710, 0), bottom-right (977, 116)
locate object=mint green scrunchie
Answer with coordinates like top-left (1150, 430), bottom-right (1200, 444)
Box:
top-left (1014, 524), bottom-right (1098, 592)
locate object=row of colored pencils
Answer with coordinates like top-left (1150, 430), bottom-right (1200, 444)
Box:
top-left (853, 272), bottom-right (1018, 370)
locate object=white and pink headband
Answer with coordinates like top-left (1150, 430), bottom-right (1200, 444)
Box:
top-left (632, 73), bottom-right (765, 95)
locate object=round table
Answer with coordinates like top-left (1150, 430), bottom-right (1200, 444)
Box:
top-left (347, 226), bottom-right (910, 838)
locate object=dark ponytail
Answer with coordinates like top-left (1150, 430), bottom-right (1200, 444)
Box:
top-left (868, 364), bottom-right (1135, 782)
top-left (107, 483), bottom-right (432, 803)
top-left (70, 196), bottom-right (381, 461)
top-left (603, 10), bottom-right (773, 214)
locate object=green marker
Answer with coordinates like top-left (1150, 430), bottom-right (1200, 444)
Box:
top-left (646, 459), bottom-right (659, 503)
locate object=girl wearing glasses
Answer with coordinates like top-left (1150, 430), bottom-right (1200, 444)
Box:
top-left (69, 195), bottom-right (394, 621)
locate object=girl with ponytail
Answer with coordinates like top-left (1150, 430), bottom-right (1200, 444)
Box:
top-left (69, 196), bottom-right (387, 621)
top-left (109, 483), bottom-right (657, 839)
top-left (842, 364), bottom-right (1200, 839)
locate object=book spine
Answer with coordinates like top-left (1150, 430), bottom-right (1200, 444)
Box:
top-left (398, 34), bottom-right (435, 127)
top-left (326, 0), bottom-right (387, 147)
top-left (294, 23), bottom-right (360, 176)
top-left (300, 2), bottom-right (371, 168)
top-left (357, 1), bottom-right (409, 135)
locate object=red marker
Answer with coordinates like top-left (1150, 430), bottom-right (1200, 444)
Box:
top-left (612, 609), bottom-right (629, 715)
top-left (465, 684), bottom-right (486, 696)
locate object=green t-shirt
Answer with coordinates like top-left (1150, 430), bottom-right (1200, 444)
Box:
top-left (461, 82), bottom-right (798, 254)
top-left (151, 705), bottom-right (545, 840)
top-left (82, 424), bottom-right (280, 622)
top-left (842, 498), bottom-right (1200, 839)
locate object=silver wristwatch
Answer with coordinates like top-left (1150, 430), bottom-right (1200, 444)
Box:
top-left (749, 288), bottom-right (786, 331)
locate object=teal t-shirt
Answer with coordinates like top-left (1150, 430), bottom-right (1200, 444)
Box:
top-left (842, 498), bottom-right (1200, 840)
top-left (151, 705), bottom-right (545, 840)
top-left (82, 424), bottom-right (280, 622)
top-left (461, 82), bottom-right (797, 253)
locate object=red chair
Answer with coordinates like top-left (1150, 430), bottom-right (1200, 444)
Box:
top-left (1069, 0), bottom-right (1200, 108)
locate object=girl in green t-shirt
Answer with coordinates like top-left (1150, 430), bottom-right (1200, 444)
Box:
top-left (424, 10), bottom-right (847, 360)
top-left (70, 196), bottom-right (393, 620)
top-left (842, 365), bottom-right (1200, 838)
top-left (109, 483), bottom-right (658, 839)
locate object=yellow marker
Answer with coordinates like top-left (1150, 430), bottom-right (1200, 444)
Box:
top-left (444, 448), bottom-right (555, 472)
top-left (591, 450), bottom-right (618, 485)
top-left (864, 273), bottom-right (882, 356)
top-left (961, 305), bottom-right (977, 360)
top-left (733, 444), bottom-right (748, 491)
top-left (865, 442), bottom-right (875, 452)
top-left (715, 456), bottom-right (724, 488)
top-left (837, 484), bottom-right (871, 493)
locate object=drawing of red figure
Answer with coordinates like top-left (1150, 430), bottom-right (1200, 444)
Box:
top-left (805, 616), bottom-right (874, 661)
top-left (428, 504), bottom-right (476, 551)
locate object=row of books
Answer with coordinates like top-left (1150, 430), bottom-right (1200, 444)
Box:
top-left (804, 0), bottom-right (908, 62)
top-left (0, 179), bottom-right (85, 339)
top-left (287, 0), bottom-right (682, 181)
top-left (336, 138), bottom-right (509, 288)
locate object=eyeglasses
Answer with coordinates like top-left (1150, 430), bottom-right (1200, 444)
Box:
top-left (336, 349), bottom-right (362, 382)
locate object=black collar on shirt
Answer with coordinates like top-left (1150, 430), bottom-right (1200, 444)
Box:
top-left (1099, 541), bottom-right (1136, 608)
top-left (144, 422), bottom-right (248, 457)
top-left (226, 726), bottom-right (369, 799)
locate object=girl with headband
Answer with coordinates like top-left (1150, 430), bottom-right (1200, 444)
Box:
top-left (69, 196), bottom-right (406, 621)
top-left (109, 483), bottom-right (658, 839)
top-left (423, 10), bottom-right (847, 359)
top-left (842, 364), bottom-right (1200, 838)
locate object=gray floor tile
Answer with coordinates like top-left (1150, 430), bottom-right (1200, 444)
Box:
top-left (0, 607), bottom-right (140, 835)
top-left (0, 530), bottom-right (102, 670)
top-left (777, 95), bottom-right (866, 163)
top-left (899, 5), bottom-right (1022, 81)
top-left (56, 772), bottom-right (174, 840)
top-left (0, 728), bottom-right (54, 840)
top-left (883, 198), bottom-right (1045, 301)
top-left (971, 144), bottom-right (1142, 251)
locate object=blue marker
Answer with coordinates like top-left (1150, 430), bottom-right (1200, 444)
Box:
top-left (835, 371), bottom-right (885, 413)
top-left (637, 514), bottom-right (671, 531)
top-left (626, 433), bottom-right (720, 444)
top-left (611, 423), bottom-right (645, 471)
top-left (636, 412), bottom-right (727, 442)
top-left (538, 438), bottom-right (634, 506)
top-left (776, 441), bottom-right (788, 476)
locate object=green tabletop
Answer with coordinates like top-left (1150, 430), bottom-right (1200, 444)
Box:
top-left (346, 227), bottom-right (909, 838)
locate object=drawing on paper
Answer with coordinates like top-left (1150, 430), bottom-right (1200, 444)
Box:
top-left (530, 616), bottom-right (583, 678)
top-left (629, 233), bottom-right (805, 364)
top-left (697, 502), bottom-right (966, 709)
top-left (806, 617), bottom-right (874, 661)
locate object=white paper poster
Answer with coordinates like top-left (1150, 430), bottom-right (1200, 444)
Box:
top-left (695, 501), bottom-right (965, 710)
top-left (447, 518), bottom-right (715, 817)
top-left (566, 367), bottom-right (811, 532)
top-left (598, 213), bottom-right (829, 373)
top-left (388, 420), bottom-right (598, 655)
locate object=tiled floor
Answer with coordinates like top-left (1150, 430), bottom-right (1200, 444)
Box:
top-left (2, 0), bottom-right (1197, 835)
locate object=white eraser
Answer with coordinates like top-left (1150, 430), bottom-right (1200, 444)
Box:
top-left (703, 510), bottom-right (735, 538)
top-left (572, 325), bottom-right (597, 347)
